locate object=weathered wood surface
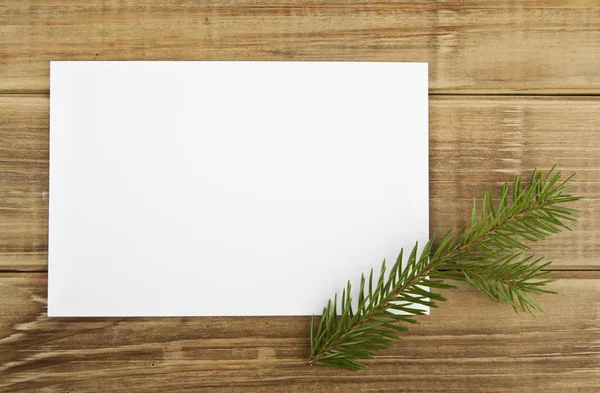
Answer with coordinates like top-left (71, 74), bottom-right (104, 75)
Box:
top-left (1, 1), bottom-right (599, 390)
top-left (0, 272), bottom-right (598, 392)
top-left (0, 96), bottom-right (597, 271)
top-left (1, 1), bottom-right (599, 94)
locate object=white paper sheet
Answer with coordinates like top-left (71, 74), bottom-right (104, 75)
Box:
top-left (48, 61), bottom-right (429, 317)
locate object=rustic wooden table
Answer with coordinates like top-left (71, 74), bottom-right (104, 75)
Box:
top-left (1, 1), bottom-right (599, 392)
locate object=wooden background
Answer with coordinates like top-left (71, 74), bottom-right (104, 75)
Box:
top-left (1, 1), bottom-right (599, 391)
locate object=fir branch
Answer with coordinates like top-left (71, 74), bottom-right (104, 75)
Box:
top-left (309, 166), bottom-right (580, 371)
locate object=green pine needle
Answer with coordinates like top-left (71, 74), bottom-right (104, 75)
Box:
top-left (308, 166), bottom-right (580, 371)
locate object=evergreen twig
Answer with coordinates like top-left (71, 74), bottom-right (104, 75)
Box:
top-left (309, 166), bottom-right (580, 371)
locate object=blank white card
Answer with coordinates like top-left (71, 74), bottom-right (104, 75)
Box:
top-left (48, 61), bottom-right (429, 317)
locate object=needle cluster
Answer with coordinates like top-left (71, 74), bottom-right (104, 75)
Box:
top-left (309, 167), bottom-right (580, 371)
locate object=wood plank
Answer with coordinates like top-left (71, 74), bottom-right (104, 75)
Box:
top-left (1, 96), bottom-right (598, 271)
top-left (0, 97), bottom-right (48, 271)
top-left (429, 96), bottom-right (600, 270)
top-left (1, 1), bottom-right (599, 94)
top-left (0, 272), bottom-right (598, 392)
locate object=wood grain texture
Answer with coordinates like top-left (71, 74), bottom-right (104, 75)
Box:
top-left (2, 3), bottom-right (599, 389)
top-left (1, 1), bottom-right (600, 94)
top-left (430, 96), bottom-right (600, 270)
top-left (0, 96), bottom-right (597, 271)
top-left (0, 97), bottom-right (48, 271)
top-left (0, 272), bottom-right (598, 392)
